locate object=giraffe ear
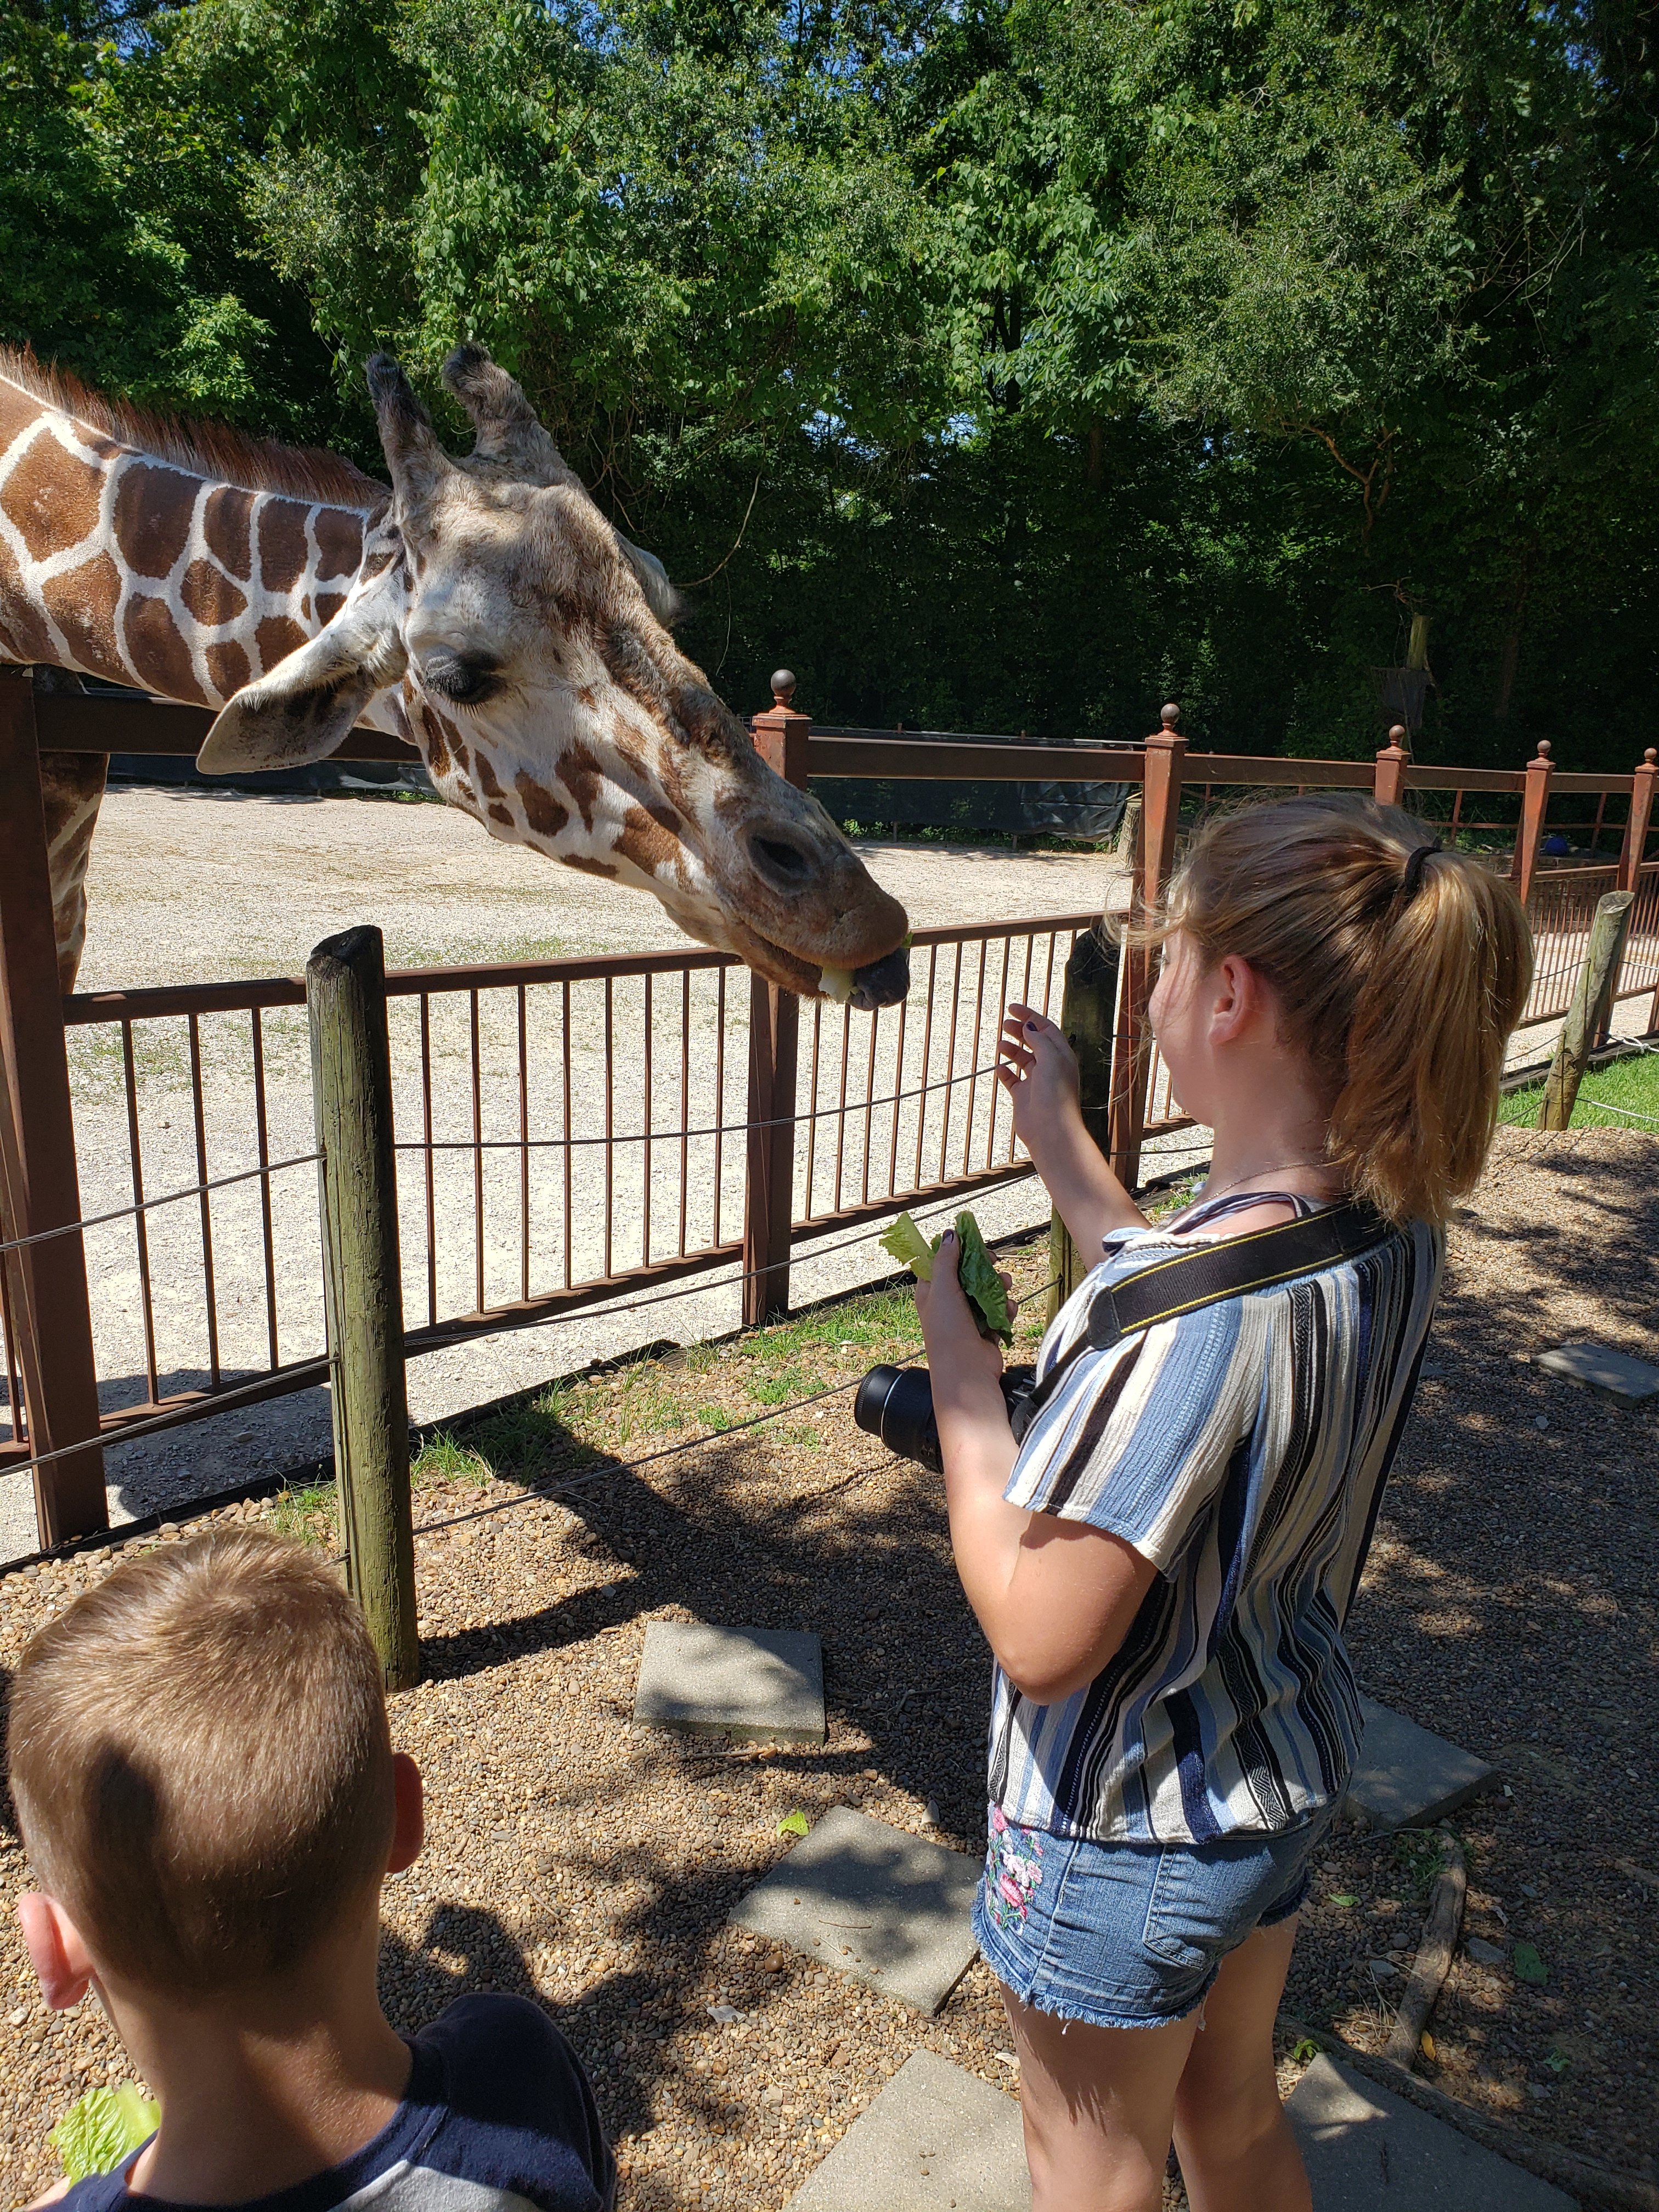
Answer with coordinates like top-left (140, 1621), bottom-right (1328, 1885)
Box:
top-left (616, 534), bottom-right (682, 627)
top-left (196, 596), bottom-right (409, 774)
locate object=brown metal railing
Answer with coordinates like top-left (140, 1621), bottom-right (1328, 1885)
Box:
top-left (7, 669), bottom-right (1659, 1550)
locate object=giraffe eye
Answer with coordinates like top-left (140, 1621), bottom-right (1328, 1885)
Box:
top-left (424, 653), bottom-right (499, 706)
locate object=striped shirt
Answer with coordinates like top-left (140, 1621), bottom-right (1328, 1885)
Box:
top-left (989, 1192), bottom-right (1441, 1844)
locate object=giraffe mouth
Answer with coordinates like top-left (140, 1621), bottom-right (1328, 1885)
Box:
top-left (739, 928), bottom-right (911, 1007)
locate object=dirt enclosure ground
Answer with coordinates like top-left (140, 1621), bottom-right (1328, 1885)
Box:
top-left (0, 1126), bottom-right (1654, 2206)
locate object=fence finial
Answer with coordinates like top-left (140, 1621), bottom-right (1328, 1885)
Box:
top-left (1160, 702), bottom-right (1181, 732)
top-left (1645, 748), bottom-right (1656, 766)
top-left (771, 669), bottom-right (797, 707)
top-left (1387, 724), bottom-right (1409, 750)
top-left (1536, 737), bottom-right (1552, 758)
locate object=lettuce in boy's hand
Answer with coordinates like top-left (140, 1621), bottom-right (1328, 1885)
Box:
top-left (880, 1208), bottom-right (1013, 1345)
top-left (49, 2083), bottom-right (160, 2180)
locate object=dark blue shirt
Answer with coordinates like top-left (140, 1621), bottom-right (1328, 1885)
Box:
top-left (65, 1995), bottom-right (614, 2212)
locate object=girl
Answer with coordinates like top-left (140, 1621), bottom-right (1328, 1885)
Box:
top-left (915, 798), bottom-right (1531, 2212)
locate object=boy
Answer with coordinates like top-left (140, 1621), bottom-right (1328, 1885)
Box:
top-left (8, 1528), bottom-right (614, 2211)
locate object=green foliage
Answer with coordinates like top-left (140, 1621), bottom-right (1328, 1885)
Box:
top-left (4, 0), bottom-right (1658, 761)
top-left (49, 2083), bottom-right (159, 2180)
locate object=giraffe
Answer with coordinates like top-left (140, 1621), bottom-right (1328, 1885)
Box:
top-left (0, 342), bottom-right (910, 1002)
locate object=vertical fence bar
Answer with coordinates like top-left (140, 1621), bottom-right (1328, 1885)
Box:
top-left (561, 981), bottom-right (573, 1287)
top-left (121, 1020), bottom-right (160, 1403)
top-left (1511, 739), bottom-right (1554, 908)
top-left (250, 1011), bottom-right (280, 1371)
top-left (713, 968), bottom-right (726, 1247)
top-left (1108, 706), bottom-right (1186, 1191)
top-left (0, 668), bottom-right (106, 1544)
top-left (603, 977), bottom-right (614, 1280)
top-left (643, 973), bottom-right (654, 1267)
top-left (420, 995), bottom-right (437, 1329)
top-left (307, 925), bottom-right (416, 1689)
top-left (678, 969), bottom-right (691, 1259)
top-left (517, 984), bottom-right (530, 1304)
top-left (187, 1014), bottom-right (221, 1388)
top-left (469, 990), bottom-right (484, 1314)
top-left (742, 671), bottom-right (810, 1324)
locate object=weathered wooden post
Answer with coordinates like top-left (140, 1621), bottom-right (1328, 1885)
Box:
top-left (1616, 747), bottom-right (1657, 894)
top-left (307, 926), bottom-right (417, 1689)
top-left (742, 672), bottom-right (809, 1326)
top-left (0, 667), bottom-right (107, 1547)
top-left (1538, 891), bottom-right (1636, 1131)
top-left (1107, 704), bottom-right (1187, 1192)
top-left (1047, 924), bottom-right (1121, 1320)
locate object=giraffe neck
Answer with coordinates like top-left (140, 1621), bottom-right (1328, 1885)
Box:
top-left (0, 370), bottom-right (380, 707)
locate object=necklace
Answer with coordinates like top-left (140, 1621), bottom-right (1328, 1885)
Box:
top-left (1198, 1156), bottom-right (1334, 1205)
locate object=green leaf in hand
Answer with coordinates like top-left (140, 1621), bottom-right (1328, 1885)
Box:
top-left (50, 2083), bottom-right (160, 2181)
top-left (955, 1212), bottom-right (1013, 1344)
top-left (878, 1210), bottom-right (936, 1282)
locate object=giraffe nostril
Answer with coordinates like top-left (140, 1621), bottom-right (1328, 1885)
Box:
top-left (749, 832), bottom-right (814, 888)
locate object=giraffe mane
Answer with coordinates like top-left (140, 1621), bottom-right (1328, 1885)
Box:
top-left (0, 343), bottom-right (390, 515)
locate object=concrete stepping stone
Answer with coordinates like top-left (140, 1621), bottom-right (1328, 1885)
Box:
top-left (785, 2050), bottom-right (1029, 2211)
top-left (1287, 2053), bottom-right (1577, 2209)
top-left (731, 1807), bottom-right (980, 2013)
top-left (633, 1621), bottom-right (825, 1744)
top-left (1344, 1697), bottom-right (1499, 1831)
top-left (1534, 1340), bottom-right (1659, 1406)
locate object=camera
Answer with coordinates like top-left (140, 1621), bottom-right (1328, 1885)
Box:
top-left (853, 1362), bottom-right (1039, 1473)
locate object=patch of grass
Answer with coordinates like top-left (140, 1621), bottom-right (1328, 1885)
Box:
top-left (270, 1481), bottom-right (337, 1546)
top-left (413, 1430), bottom-right (492, 1487)
top-left (1500, 1045), bottom-right (1659, 1129)
top-left (1389, 1829), bottom-right (1459, 1904)
top-left (776, 1421), bottom-right (823, 1448)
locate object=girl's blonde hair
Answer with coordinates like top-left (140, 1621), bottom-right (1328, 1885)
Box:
top-left (1152, 796), bottom-right (1533, 1227)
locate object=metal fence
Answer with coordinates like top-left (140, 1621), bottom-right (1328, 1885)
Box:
top-left (5, 672), bottom-right (1659, 1553)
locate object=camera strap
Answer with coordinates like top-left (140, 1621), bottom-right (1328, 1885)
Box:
top-left (1027, 1199), bottom-right (1396, 1415)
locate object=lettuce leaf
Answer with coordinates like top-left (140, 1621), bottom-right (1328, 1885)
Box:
top-left (49, 2084), bottom-right (159, 2181)
top-left (878, 1210), bottom-right (937, 1282)
top-left (955, 1211), bottom-right (1013, 1344)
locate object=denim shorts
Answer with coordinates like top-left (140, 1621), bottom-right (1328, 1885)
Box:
top-left (973, 1799), bottom-right (1338, 2031)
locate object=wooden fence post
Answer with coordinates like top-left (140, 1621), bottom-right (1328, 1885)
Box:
top-left (0, 667), bottom-right (106, 1548)
top-left (1048, 923), bottom-right (1120, 1319)
top-left (307, 925), bottom-right (417, 1689)
top-left (1373, 727), bottom-right (1411, 809)
top-left (1511, 738), bottom-right (1554, 909)
top-left (1538, 891), bottom-right (1635, 1131)
top-left (1107, 704), bottom-right (1186, 1192)
top-left (1617, 747), bottom-right (1657, 894)
top-left (742, 671), bottom-right (810, 1326)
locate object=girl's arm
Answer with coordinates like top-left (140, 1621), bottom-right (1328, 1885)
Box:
top-left (996, 1006), bottom-right (1146, 1255)
top-left (916, 1232), bottom-right (1158, 1705)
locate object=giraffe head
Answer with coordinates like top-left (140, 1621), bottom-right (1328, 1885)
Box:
top-left (197, 346), bottom-right (909, 1006)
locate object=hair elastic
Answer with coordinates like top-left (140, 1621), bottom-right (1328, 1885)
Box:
top-left (1400, 838), bottom-right (1443, 899)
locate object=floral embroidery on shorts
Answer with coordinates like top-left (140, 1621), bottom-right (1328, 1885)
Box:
top-left (983, 1803), bottom-right (1045, 1930)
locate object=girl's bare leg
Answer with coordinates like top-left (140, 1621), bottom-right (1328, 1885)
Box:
top-left (1000, 1985), bottom-right (1199, 2212)
top-left (1172, 1916), bottom-right (1311, 2212)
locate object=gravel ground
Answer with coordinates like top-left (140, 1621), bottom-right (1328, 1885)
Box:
top-left (2, 789), bottom-right (1125, 1561)
top-left (2, 1131), bottom-right (1655, 2204)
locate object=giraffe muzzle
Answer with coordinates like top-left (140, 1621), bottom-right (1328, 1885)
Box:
top-left (848, 946), bottom-right (911, 1011)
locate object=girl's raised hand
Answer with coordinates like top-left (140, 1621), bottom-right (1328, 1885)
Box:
top-left (996, 1003), bottom-right (1082, 1161)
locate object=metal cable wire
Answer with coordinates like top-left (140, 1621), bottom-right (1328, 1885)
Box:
top-left (0, 1153), bottom-right (322, 1259)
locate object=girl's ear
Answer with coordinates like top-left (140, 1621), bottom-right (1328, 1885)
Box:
top-left (1207, 953), bottom-right (1257, 1042)
top-left (18, 1893), bottom-right (97, 2011)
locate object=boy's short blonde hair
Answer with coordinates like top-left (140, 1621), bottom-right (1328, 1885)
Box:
top-left (7, 1528), bottom-right (394, 1994)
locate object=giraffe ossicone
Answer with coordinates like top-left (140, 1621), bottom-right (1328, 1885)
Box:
top-left (1, 340), bottom-right (909, 1004)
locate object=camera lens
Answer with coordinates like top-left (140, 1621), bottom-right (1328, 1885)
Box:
top-left (853, 1364), bottom-right (943, 1472)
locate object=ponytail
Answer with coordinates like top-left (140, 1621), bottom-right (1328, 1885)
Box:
top-left (1151, 798), bottom-right (1533, 1227)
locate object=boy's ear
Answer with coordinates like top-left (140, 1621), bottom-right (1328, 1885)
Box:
top-left (18, 1893), bottom-right (96, 2011)
top-left (387, 1753), bottom-right (424, 1876)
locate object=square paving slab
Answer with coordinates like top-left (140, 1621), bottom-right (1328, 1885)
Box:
top-left (1287, 2054), bottom-right (1577, 2209)
top-left (731, 1807), bottom-right (981, 2013)
top-left (785, 2050), bottom-right (1030, 2211)
top-left (633, 1621), bottom-right (825, 1743)
top-left (1534, 1340), bottom-right (1659, 1406)
top-left (1344, 1698), bottom-right (1499, 1831)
